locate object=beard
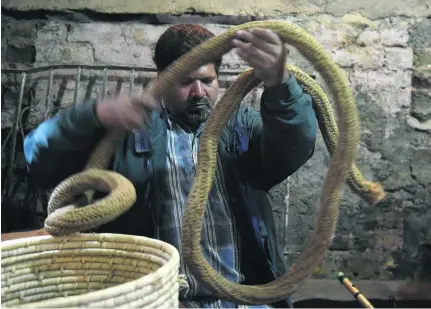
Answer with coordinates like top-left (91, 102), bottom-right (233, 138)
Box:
top-left (169, 96), bottom-right (214, 128)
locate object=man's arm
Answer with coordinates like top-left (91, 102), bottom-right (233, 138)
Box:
top-left (231, 28), bottom-right (316, 190)
top-left (24, 90), bottom-right (160, 189)
top-left (247, 73), bottom-right (317, 190)
top-left (23, 100), bottom-right (106, 189)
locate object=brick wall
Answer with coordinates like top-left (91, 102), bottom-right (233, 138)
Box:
top-left (1, 10), bottom-right (430, 281)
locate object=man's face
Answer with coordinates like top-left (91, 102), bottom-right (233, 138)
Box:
top-left (162, 64), bottom-right (219, 128)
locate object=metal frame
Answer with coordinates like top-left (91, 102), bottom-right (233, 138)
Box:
top-left (1, 65), bottom-right (244, 180)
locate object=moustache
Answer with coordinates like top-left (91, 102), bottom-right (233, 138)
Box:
top-left (187, 97), bottom-right (212, 110)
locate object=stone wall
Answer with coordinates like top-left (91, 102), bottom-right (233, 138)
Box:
top-left (1, 6), bottom-right (430, 282)
top-left (2, 0), bottom-right (431, 19)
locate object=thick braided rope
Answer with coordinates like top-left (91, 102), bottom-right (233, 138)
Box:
top-left (288, 66), bottom-right (385, 205)
top-left (44, 136), bottom-right (134, 235)
top-left (43, 20), bottom-right (373, 303)
top-left (45, 169), bottom-right (136, 235)
top-left (174, 21), bottom-right (361, 304)
top-left (44, 62), bottom-right (383, 235)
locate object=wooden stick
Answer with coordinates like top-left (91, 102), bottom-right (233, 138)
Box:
top-left (338, 272), bottom-right (374, 308)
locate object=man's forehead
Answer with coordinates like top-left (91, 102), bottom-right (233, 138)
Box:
top-left (188, 64), bottom-right (216, 78)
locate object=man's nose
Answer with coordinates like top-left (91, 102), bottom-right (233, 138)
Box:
top-left (190, 80), bottom-right (205, 98)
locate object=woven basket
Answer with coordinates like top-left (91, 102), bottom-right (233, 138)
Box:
top-left (1, 233), bottom-right (185, 308)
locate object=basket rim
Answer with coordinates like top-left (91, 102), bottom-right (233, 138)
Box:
top-left (1, 233), bottom-right (181, 307)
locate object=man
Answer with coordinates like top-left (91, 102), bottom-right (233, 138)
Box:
top-left (23, 24), bottom-right (317, 308)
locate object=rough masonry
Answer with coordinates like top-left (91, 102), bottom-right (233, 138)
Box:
top-left (1, 5), bottom-right (430, 283)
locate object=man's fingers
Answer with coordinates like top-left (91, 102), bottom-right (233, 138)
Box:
top-left (113, 99), bottom-right (143, 130)
top-left (234, 30), bottom-right (254, 43)
top-left (249, 28), bottom-right (282, 45)
top-left (144, 81), bottom-right (162, 110)
top-left (133, 89), bottom-right (161, 112)
top-left (236, 47), bottom-right (275, 70)
top-left (234, 34), bottom-right (278, 69)
top-left (233, 30), bottom-right (281, 57)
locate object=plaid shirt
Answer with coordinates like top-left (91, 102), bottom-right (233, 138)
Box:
top-left (154, 114), bottom-right (271, 309)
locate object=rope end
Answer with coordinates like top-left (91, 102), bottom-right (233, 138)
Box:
top-left (364, 181), bottom-right (386, 205)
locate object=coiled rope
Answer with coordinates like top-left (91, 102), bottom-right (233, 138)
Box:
top-left (43, 20), bottom-right (385, 305)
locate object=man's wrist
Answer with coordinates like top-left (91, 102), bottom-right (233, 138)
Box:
top-left (261, 72), bottom-right (303, 105)
top-left (263, 67), bottom-right (290, 88)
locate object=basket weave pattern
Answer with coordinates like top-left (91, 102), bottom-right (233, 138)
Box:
top-left (1, 233), bottom-right (181, 308)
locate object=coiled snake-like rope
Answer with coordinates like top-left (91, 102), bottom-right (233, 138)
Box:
top-left (44, 20), bottom-right (385, 305)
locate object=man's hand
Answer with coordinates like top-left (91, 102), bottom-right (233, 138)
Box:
top-left (96, 83), bottom-right (160, 130)
top-left (232, 28), bottom-right (290, 87)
